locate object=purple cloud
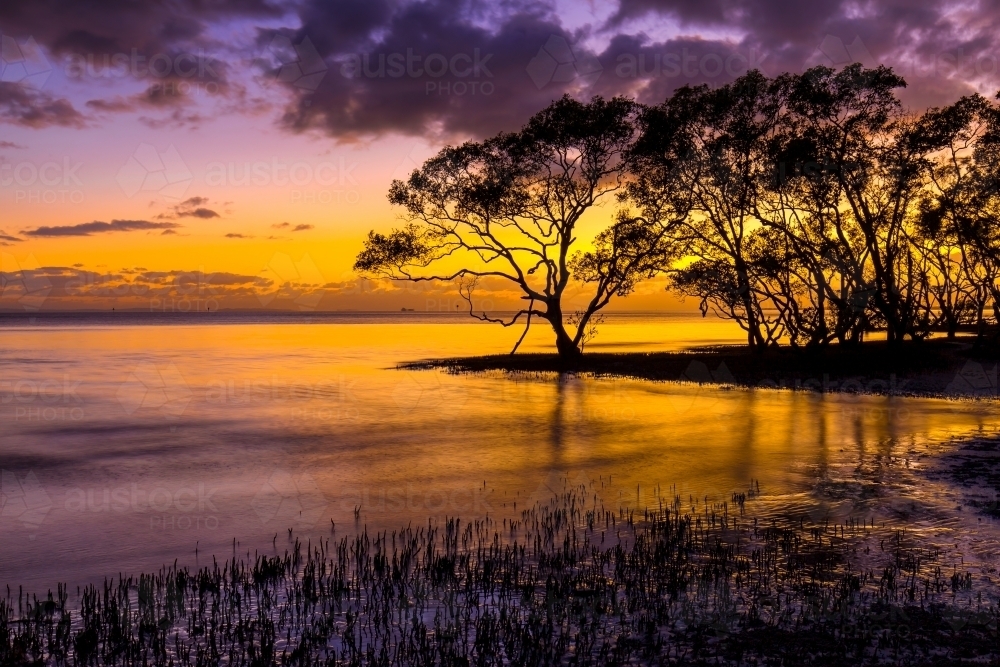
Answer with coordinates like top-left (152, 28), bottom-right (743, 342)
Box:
top-left (23, 220), bottom-right (181, 237)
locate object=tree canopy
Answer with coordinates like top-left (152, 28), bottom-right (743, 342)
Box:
top-left (356, 95), bottom-right (686, 358)
top-left (357, 66), bottom-right (1000, 356)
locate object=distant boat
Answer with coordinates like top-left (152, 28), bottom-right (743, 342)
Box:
top-left (400, 308), bottom-right (415, 312)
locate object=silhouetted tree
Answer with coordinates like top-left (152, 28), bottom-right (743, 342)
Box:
top-left (355, 96), bottom-right (683, 359)
top-left (918, 94), bottom-right (1000, 341)
top-left (630, 71), bottom-right (788, 349)
top-left (782, 64), bottom-right (964, 343)
top-left (759, 103), bottom-right (873, 346)
top-left (358, 67), bottom-right (1000, 354)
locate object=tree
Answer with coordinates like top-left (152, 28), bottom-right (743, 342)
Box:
top-left (918, 93), bottom-right (1000, 340)
top-left (629, 71), bottom-right (789, 349)
top-left (964, 96), bottom-right (1000, 332)
top-left (355, 96), bottom-right (684, 360)
top-left (753, 66), bottom-right (987, 345)
top-left (759, 91), bottom-right (876, 347)
top-left (782, 64), bottom-right (964, 343)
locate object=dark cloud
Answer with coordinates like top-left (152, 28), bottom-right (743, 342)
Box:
top-left (0, 0), bottom-right (283, 70)
top-left (0, 141), bottom-right (27, 148)
top-left (583, 33), bottom-right (770, 104)
top-left (0, 0), bottom-right (283, 123)
top-left (86, 84), bottom-right (221, 123)
top-left (225, 233), bottom-right (252, 238)
top-left (0, 264), bottom-right (542, 311)
top-left (23, 220), bottom-right (181, 237)
top-left (0, 231), bottom-right (23, 242)
top-left (292, 0), bottom-right (396, 55)
top-left (606, 0), bottom-right (1000, 108)
top-left (157, 196), bottom-right (221, 219)
top-left (0, 82), bottom-right (86, 128)
top-left (2, 0), bottom-right (997, 139)
top-left (270, 222), bottom-right (311, 232)
top-left (0, 266), bottom-right (286, 311)
top-left (608, 0), bottom-right (837, 36)
top-left (277, 0), bottom-right (596, 140)
top-left (80, 73), bottom-right (231, 122)
top-left (272, 0), bottom-right (1000, 139)
top-left (85, 97), bottom-right (138, 113)
top-left (185, 207), bottom-right (219, 218)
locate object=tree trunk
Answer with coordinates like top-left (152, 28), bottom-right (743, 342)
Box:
top-left (735, 263), bottom-right (765, 351)
top-left (555, 330), bottom-right (582, 361)
top-left (946, 313), bottom-right (958, 340)
top-left (975, 301), bottom-right (986, 347)
top-left (546, 311), bottom-right (582, 362)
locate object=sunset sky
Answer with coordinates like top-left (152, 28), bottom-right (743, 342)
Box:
top-left (2, 0), bottom-right (1000, 311)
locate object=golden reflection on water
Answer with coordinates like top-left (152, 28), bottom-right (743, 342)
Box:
top-left (1, 314), bottom-right (999, 591)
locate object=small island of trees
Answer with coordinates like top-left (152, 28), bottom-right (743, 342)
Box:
top-left (357, 64), bottom-right (1000, 360)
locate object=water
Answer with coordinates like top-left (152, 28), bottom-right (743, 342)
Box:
top-left (2, 311), bottom-right (999, 595)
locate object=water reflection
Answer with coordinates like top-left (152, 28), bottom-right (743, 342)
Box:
top-left (0, 314), bottom-right (998, 594)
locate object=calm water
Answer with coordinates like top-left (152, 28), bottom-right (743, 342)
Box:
top-left (2, 311), bottom-right (999, 594)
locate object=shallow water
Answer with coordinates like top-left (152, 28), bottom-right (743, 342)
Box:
top-left (1, 311), bottom-right (999, 595)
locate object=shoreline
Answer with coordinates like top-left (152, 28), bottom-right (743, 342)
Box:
top-left (3, 484), bottom-right (997, 665)
top-left (405, 337), bottom-right (1000, 400)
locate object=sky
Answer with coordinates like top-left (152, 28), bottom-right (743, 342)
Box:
top-left (2, 0), bottom-right (999, 312)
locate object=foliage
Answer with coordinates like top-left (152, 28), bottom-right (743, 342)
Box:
top-left (357, 67), bottom-right (1000, 353)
